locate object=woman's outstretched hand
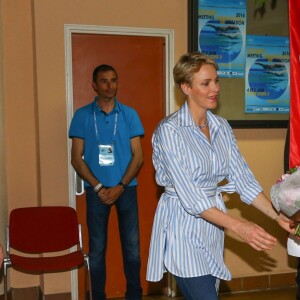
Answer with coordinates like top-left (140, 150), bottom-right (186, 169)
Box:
top-left (232, 220), bottom-right (277, 251)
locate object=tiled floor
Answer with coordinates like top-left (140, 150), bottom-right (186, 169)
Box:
top-left (2, 287), bottom-right (297, 300)
top-left (219, 287), bottom-right (298, 299)
top-left (113, 287), bottom-right (298, 299)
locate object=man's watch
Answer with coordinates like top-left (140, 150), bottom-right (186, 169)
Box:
top-left (119, 181), bottom-right (128, 191)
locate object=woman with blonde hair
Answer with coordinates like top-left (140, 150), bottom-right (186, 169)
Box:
top-left (146, 52), bottom-right (294, 299)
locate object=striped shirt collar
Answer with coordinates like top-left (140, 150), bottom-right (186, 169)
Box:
top-left (177, 101), bottom-right (221, 130)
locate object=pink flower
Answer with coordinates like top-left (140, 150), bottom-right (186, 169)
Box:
top-left (270, 166), bottom-right (300, 217)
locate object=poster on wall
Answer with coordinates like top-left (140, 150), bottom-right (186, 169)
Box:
top-left (245, 35), bottom-right (290, 114)
top-left (198, 0), bottom-right (246, 78)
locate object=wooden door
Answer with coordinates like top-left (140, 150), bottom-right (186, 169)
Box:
top-left (71, 33), bottom-right (166, 299)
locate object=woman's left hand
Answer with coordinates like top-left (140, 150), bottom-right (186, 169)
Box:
top-left (277, 213), bottom-right (296, 234)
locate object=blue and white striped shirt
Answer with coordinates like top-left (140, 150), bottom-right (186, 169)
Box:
top-left (146, 102), bottom-right (262, 281)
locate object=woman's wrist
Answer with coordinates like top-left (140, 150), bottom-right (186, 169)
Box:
top-left (229, 219), bottom-right (244, 235)
top-left (266, 209), bottom-right (279, 222)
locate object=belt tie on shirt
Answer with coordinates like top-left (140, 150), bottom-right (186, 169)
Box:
top-left (164, 182), bottom-right (236, 213)
top-left (205, 182), bottom-right (236, 212)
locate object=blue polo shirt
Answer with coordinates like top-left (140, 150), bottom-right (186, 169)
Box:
top-left (69, 98), bottom-right (144, 187)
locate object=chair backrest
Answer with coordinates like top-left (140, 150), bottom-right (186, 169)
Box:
top-left (9, 206), bottom-right (80, 253)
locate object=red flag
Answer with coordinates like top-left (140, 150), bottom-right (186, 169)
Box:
top-left (289, 0), bottom-right (300, 168)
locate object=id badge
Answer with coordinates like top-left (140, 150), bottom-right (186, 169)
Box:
top-left (99, 144), bottom-right (115, 166)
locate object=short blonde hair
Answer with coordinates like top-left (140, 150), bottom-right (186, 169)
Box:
top-left (173, 52), bottom-right (218, 89)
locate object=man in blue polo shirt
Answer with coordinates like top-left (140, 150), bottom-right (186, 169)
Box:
top-left (69, 64), bottom-right (144, 300)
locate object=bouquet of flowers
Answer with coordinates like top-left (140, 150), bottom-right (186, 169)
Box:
top-left (270, 166), bottom-right (300, 234)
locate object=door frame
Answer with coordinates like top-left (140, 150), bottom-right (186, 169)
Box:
top-left (64, 24), bottom-right (174, 300)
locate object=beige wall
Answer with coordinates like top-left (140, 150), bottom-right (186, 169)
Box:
top-left (0, 1), bottom-right (7, 296)
top-left (0, 0), bottom-right (187, 295)
top-left (0, 0), bottom-right (296, 296)
top-left (1, 0), bottom-right (41, 290)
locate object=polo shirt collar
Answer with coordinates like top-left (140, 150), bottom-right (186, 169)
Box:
top-left (93, 96), bottom-right (121, 114)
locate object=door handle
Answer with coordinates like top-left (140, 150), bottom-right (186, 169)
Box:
top-left (75, 172), bottom-right (84, 195)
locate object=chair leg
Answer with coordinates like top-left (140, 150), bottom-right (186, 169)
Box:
top-left (4, 261), bottom-right (8, 300)
top-left (84, 256), bottom-right (93, 300)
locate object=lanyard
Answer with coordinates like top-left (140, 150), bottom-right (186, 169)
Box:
top-left (93, 105), bottom-right (118, 145)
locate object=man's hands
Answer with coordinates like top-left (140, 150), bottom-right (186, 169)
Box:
top-left (97, 185), bottom-right (124, 205)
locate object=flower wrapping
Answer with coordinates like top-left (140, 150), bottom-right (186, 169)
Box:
top-left (270, 167), bottom-right (300, 217)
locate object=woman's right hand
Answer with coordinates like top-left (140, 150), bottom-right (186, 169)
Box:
top-left (232, 220), bottom-right (277, 251)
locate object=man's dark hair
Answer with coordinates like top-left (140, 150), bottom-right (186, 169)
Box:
top-left (93, 64), bottom-right (118, 82)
